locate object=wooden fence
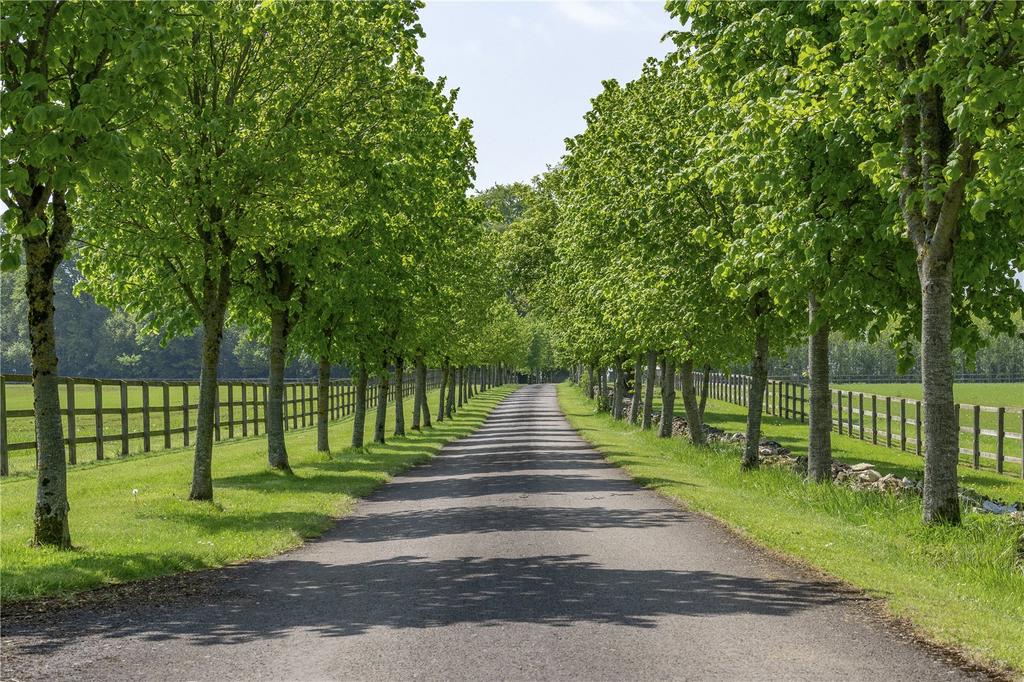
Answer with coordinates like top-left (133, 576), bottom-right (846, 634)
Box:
top-left (0, 370), bottom-right (444, 476)
top-left (698, 372), bottom-right (1024, 478)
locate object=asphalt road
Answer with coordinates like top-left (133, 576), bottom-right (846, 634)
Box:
top-left (2, 384), bottom-right (984, 681)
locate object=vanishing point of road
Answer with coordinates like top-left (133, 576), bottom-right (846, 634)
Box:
top-left (2, 384), bottom-right (985, 681)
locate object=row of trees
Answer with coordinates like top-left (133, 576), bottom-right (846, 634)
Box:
top-left (501, 1), bottom-right (1023, 526)
top-left (2, 1), bottom-right (532, 548)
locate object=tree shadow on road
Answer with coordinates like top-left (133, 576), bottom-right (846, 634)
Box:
top-left (5, 553), bottom-right (856, 654)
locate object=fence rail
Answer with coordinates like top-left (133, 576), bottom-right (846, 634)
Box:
top-left (698, 372), bottom-right (1023, 479)
top-left (0, 370), bottom-right (445, 476)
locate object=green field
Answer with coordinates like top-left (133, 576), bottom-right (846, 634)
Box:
top-left (1, 379), bottom-right (400, 476)
top-left (834, 383), bottom-right (1024, 408)
top-left (559, 383), bottom-right (1024, 675)
top-left (0, 385), bottom-right (514, 602)
top-left (822, 382), bottom-right (1024, 478)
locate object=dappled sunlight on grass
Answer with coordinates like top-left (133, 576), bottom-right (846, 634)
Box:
top-left (0, 386), bottom-right (517, 602)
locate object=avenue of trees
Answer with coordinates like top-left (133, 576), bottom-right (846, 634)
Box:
top-left (504, 1), bottom-right (1023, 526)
top-left (1, 1), bottom-right (533, 548)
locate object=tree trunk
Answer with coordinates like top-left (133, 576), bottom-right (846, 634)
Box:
top-left (658, 357), bottom-right (675, 438)
top-left (412, 355), bottom-right (423, 430)
top-left (457, 366), bottom-right (464, 407)
top-left (642, 351), bottom-right (656, 430)
top-left (445, 367), bottom-right (456, 418)
top-left (587, 364), bottom-right (596, 399)
top-left (437, 362), bottom-right (448, 422)
top-left (374, 370), bottom-right (389, 444)
top-left (351, 365), bottom-right (368, 448)
top-left (24, 213), bottom-right (72, 547)
top-left (419, 357), bottom-right (432, 428)
top-left (612, 357), bottom-right (624, 419)
top-left (629, 353), bottom-right (643, 424)
top-left (189, 264), bottom-right (230, 501)
top-left (317, 355), bottom-right (330, 453)
top-left (807, 291), bottom-right (832, 482)
top-left (920, 260), bottom-right (960, 524)
top-left (266, 307), bottom-right (291, 473)
top-left (742, 332), bottom-right (769, 470)
top-left (393, 356), bottom-right (405, 437)
top-left (679, 359), bottom-right (705, 445)
top-left (698, 363), bottom-right (710, 421)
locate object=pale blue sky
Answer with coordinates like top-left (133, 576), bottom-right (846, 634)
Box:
top-left (419, 0), bottom-right (679, 190)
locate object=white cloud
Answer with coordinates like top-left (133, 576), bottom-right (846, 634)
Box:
top-left (553, 1), bottom-right (622, 29)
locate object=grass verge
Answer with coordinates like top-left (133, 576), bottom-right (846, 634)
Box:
top-left (558, 382), bottom-right (1024, 675)
top-left (1, 385), bottom-right (516, 602)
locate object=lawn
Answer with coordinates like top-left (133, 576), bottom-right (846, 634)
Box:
top-left (834, 382), bottom-right (1024, 408)
top-left (0, 385), bottom-right (515, 602)
top-left (702, 398), bottom-right (1024, 500)
top-left (558, 383), bottom-right (1024, 675)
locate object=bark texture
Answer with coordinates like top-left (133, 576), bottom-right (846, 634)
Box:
top-left (587, 365), bottom-right (596, 399)
top-left (679, 359), bottom-right (705, 446)
top-left (612, 357), bottom-right (625, 420)
top-left (698, 364), bottom-right (710, 421)
top-left (642, 351), bottom-right (656, 430)
top-left (189, 260), bottom-right (231, 501)
top-left (445, 367), bottom-right (456, 418)
top-left (629, 353), bottom-right (643, 424)
top-left (807, 292), bottom-right (832, 482)
top-left (393, 357), bottom-right (405, 437)
top-left (418, 357), bottom-right (431, 428)
top-left (266, 307), bottom-right (291, 472)
top-left (658, 357), bottom-right (675, 438)
top-left (351, 365), bottom-right (368, 448)
top-left (437, 362), bottom-right (448, 422)
top-left (26, 191), bottom-right (74, 547)
top-left (920, 261), bottom-right (959, 523)
top-left (374, 371), bottom-right (389, 444)
top-left (742, 331), bottom-right (769, 470)
top-left (317, 356), bottom-right (330, 454)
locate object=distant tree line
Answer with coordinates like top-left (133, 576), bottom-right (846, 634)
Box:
top-left (1, 261), bottom-right (318, 379)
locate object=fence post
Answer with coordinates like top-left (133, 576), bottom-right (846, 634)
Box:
top-left (858, 393), bottom-right (864, 440)
top-left (163, 382), bottom-right (171, 449)
top-left (847, 390), bottom-right (854, 436)
top-left (214, 385), bottom-right (221, 442)
top-left (182, 383), bottom-right (191, 447)
top-left (899, 399), bottom-right (907, 451)
top-left (253, 384), bottom-right (261, 436)
top-left (972, 404), bottom-right (981, 469)
top-left (886, 396), bottom-right (892, 448)
top-left (871, 395), bottom-right (877, 444)
top-left (120, 381), bottom-right (129, 456)
top-left (996, 407), bottom-right (1005, 474)
top-left (300, 383), bottom-right (307, 428)
top-left (241, 383), bottom-right (248, 437)
top-left (141, 382), bottom-right (151, 452)
top-left (837, 390), bottom-right (843, 435)
top-left (94, 380), bottom-right (104, 461)
top-left (227, 383), bottom-right (235, 439)
top-left (915, 400), bottom-right (922, 455)
top-left (800, 384), bottom-right (806, 422)
top-left (262, 385), bottom-right (268, 434)
top-left (65, 380), bottom-right (77, 465)
top-left (0, 376), bottom-right (7, 476)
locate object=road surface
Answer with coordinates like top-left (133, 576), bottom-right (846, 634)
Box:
top-left (2, 384), bottom-right (983, 680)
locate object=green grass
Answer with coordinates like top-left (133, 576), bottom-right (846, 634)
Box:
top-left (0, 385), bottom-right (515, 602)
top-left (559, 383), bottom-right (1024, 675)
top-left (701, 398), bottom-right (1024, 501)
top-left (834, 382), bottom-right (1024, 409)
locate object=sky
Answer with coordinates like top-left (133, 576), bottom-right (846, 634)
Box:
top-left (418, 0), bottom-right (679, 191)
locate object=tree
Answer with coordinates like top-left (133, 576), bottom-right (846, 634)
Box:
top-left (833, 1), bottom-right (1024, 522)
top-left (78, 1), bottom-right (424, 500)
top-left (1, 0), bottom-right (184, 546)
